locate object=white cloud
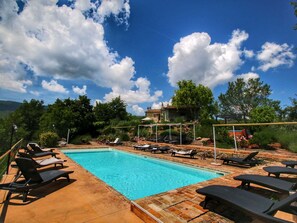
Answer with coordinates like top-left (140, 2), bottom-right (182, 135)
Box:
top-left (167, 29), bottom-right (249, 88)
top-left (0, 1), bottom-right (139, 94)
top-left (257, 42), bottom-right (296, 71)
top-left (72, 85), bottom-right (87, 95)
top-left (243, 49), bottom-right (254, 58)
top-left (0, 57), bottom-right (32, 93)
top-left (236, 72), bottom-right (259, 82)
top-left (97, 0), bottom-right (130, 25)
top-left (104, 77), bottom-right (163, 104)
top-left (41, 80), bottom-right (69, 93)
top-left (30, 90), bottom-right (40, 96)
top-left (131, 105), bottom-right (144, 116)
top-left (151, 100), bottom-right (172, 109)
top-left (75, 0), bottom-right (94, 11)
top-left (0, 1), bottom-right (159, 104)
top-left (93, 99), bottom-right (102, 107)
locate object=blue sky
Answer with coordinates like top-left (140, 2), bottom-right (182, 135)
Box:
top-left (0, 0), bottom-right (296, 115)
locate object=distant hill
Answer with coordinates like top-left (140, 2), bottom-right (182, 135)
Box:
top-left (0, 101), bottom-right (22, 118)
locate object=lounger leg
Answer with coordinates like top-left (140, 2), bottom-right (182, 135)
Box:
top-left (203, 196), bottom-right (211, 209)
top-left (66, 175), bottom-right (70, 182)
top-left (5, 191), bottom-right (12, 201)
top-left (240, 182), bottom-right (246, 189)
top-left (22, 191), bottom-right (28, 202)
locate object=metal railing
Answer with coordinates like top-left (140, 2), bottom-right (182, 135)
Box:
top-left (0, 139), bottom-right (23, 179)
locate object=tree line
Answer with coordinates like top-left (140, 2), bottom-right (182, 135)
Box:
top-left (0, 95), bottom-right (132, 153)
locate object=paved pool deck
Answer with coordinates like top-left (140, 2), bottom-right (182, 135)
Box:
top-left (0, 143), bottom-right (296, 223)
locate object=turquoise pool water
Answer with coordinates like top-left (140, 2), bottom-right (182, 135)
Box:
top-left (64, 149), bottom-right (222, 200)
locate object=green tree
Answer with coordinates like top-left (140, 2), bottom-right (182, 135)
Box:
top-left (70, 95), bottom-right (95, 135)
top-left (40, 96), bottom-right (94, 138)
top-left (218, 78), bottom-right (278, 122)
top-left (250, 106), bottom-right (276, 123)
top-left (40, 98), bottom-right (73, 137)
top-left (11, 99), bottom-right (45, 141)
top-left (172, 80), bottom-right (216, 121)
top-left (93, 96), bottom-right (128, 125)
top-left (284, 95), bottom-right (297, 121)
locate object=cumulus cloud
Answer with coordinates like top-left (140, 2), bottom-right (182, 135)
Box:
top-left (104, 77), bottom-right (162, 104)
top-left (236, 72), bottom-right (259, 82)
top-left (97, 0), bottom-right (130, 25)
top-left (257, 42), bottom-right (296, 71)
top-left (243, 49), bottom-right (254, 58)
top-left (167, 29), bottom-right (249, 88)
top-left (0, 56), bottom-right (32, 93)
top-left (151, 100), bottom-right (172, 109)
top-left (41, 80), bottom-right (69, 93)
top-left (75, 0), bottom-right (94, 11)
top-left (131, 105), bottom-right (144, 116)
top-left (72, 85), bottom-right (87, 95)
top-left (93, 99), bottom-right (102, 107)
top-left (0, 1), bottom-right (160, 104)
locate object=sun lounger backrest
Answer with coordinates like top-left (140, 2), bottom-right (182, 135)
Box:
top-left (266, 191), bottom-right (297, 214)
top-left (18, 152), bottom-right (32, 159)
top-left (242, 151), bottom-right (259, 161)
top-left (28, 143), bottom-right (42, 152)
top-left (191, 150), bottom-right (197, 155)
top-left (114, 138), bottom-right (119, 143)
top-left (15, 158), bottom-right (43, 183)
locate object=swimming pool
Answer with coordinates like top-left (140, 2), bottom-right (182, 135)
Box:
top-left (64, 149), bottom-right (222, 200)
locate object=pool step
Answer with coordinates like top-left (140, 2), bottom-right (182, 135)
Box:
top-left (131, 201), bottom-right (163, 223)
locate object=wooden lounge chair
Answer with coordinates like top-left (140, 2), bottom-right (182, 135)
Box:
top-left (171, 149), bottom-right (197, 158)
top-left (281, 160), bottom-right (297, 168)
top-left (24, 145), bottom-right (58, 158)
top-left (151, 146), bottom-right (170, 153)
top-left (234, 174), bottom-right (297, 194)
top-left (264, 166), bottom-right (297, 178)
top-left (108, 138), bottom-right (123, 146)
top-left (133, 144), bottom-right (151, 150)
top-left (222, 151), bottom-right (259, 167)
top-left (27, 143), bottom-right (54, 152)
top-left (0, 157), bottom-right (73, 202)
top-left (196, 185), bottom-right (297, 223)
top-left (18, 152), bottom-right (65, 168)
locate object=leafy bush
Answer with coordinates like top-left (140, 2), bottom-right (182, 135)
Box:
top-left (249, 128), bottom-right (277, 149)
top-left (71, 134), bottom-right (92, 144)
top-left (40, 132), bottom-right (59, 147)
top-left (120, 133), bottom-right (130, 141)
top-left (275, 130), bottom-right (297, 153)
top-left (160, 129), bottom-right (179, 137)
top-left (195, 124), bottom-right (213, 138)
top-left (216, 128), bottom-right (234, 149)
top-left (137, 128), bottom-right (151, 138)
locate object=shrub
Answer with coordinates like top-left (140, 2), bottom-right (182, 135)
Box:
top-left (275, 130), bottom-right (297, 153)
top-left (71, 134), bottom-right (92, 144)
top-left (215, 127), bottom-right (234, 149)
top-left (195, 124), bottom-right (213, 138)
top-left (40, 132), bottom-right (59, 147)
top-left (249, 128), bottom-right (277, 149)
top-left (120, 133), bottom-right (130, 141)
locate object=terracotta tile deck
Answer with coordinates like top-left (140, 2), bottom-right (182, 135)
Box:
top-left (0, 143), bottom-right (297, 223)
